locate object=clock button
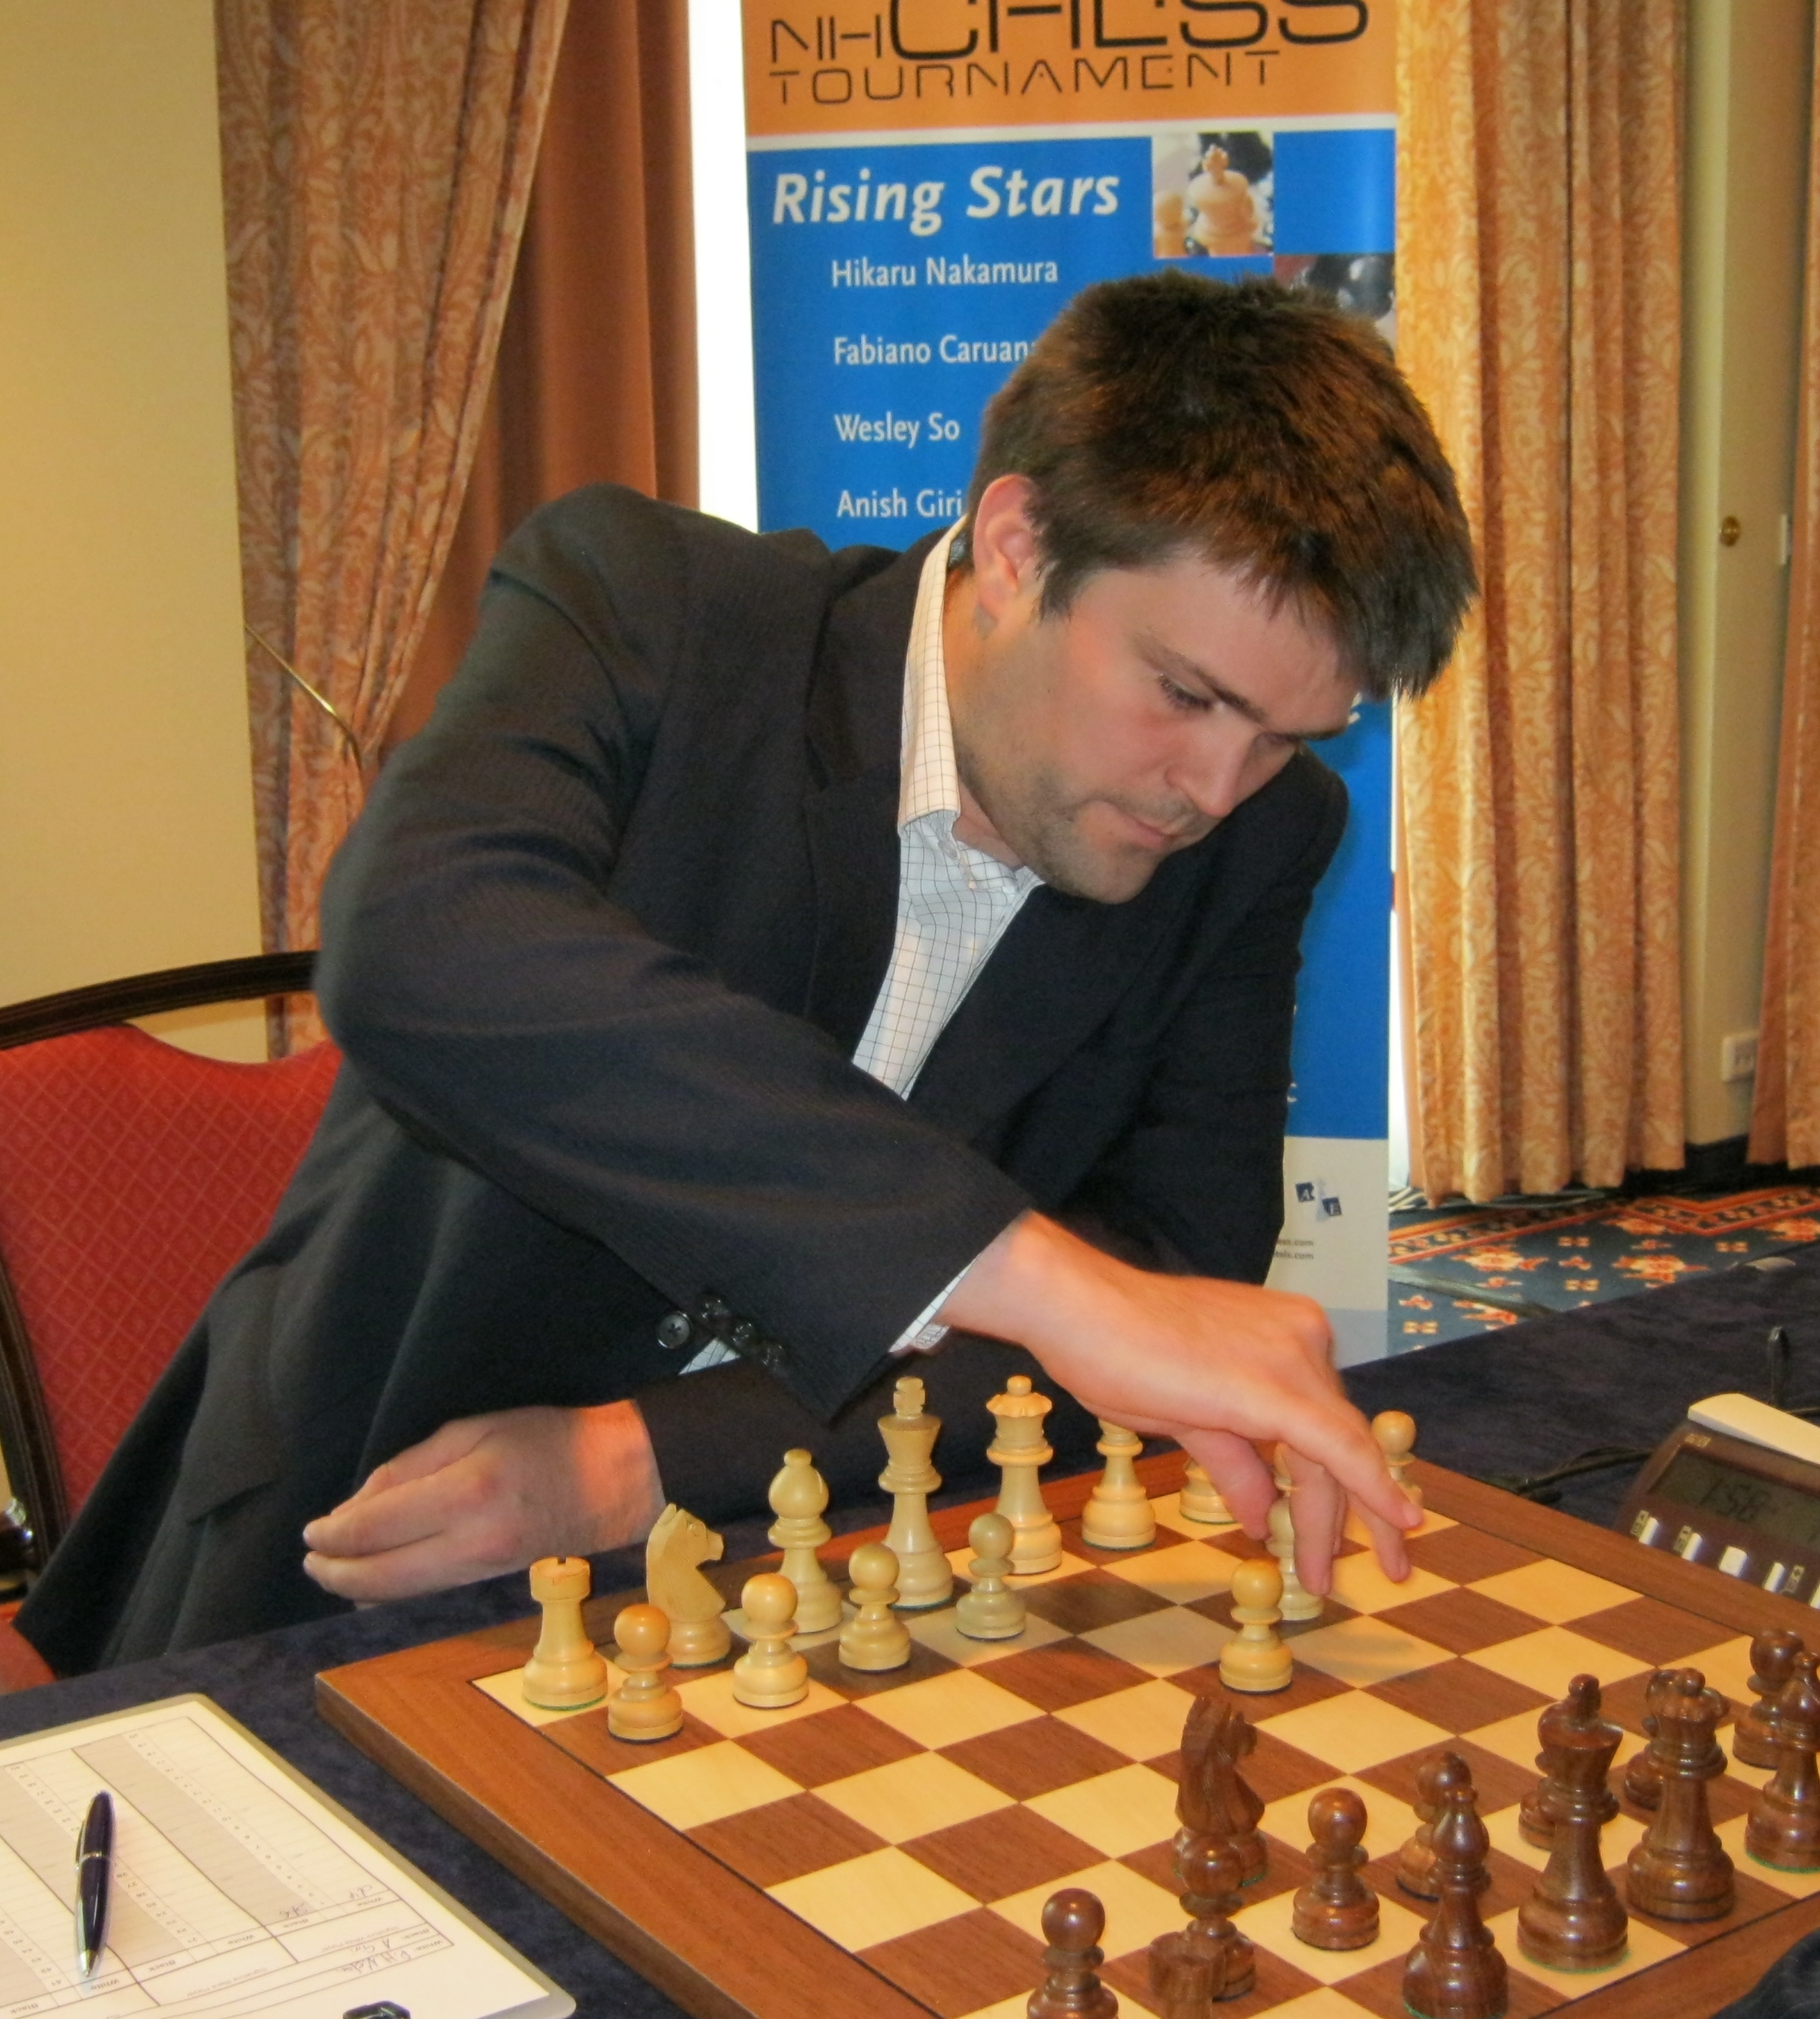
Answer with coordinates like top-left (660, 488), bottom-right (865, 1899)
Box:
top-left (1674, 1527), bottom-right (1704, 1560)
top-left (1764, 1563), bottom-right (1789, 1594)
top-left (1718, 1545), bottom-right (1749, 1577)
top-left (1631, 1513), bottom-right (1663, 1545)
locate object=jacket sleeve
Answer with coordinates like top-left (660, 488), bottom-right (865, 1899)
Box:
top-left (316, 490), bottom-right (1030, 1421)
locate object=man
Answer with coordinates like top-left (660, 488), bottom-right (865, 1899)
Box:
top-left (17, 273), bottom-right (1475, 1673)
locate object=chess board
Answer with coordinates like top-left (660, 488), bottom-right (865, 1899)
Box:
top-left (316, 1454), bottom-right (1820, 2019)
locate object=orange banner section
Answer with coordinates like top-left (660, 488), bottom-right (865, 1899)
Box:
top-left (744, 1), bottom-right (1394, 138)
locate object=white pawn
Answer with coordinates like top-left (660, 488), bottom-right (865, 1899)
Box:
top-left (839, 1541), bottom-right (912, 1671)
top-left (768, 1449), bottom-right (842, 1633)
top-left (1178, 1455), bottom-right (1234, 1525)
top-left (954, 1512), bottom-right (1026, 1640)
top-left (731, 1573), bottom-right (809, 1708)
top-left (879, 1376), bottom-right (953, 1608)
top-left (1219, 1558), bottom-right (1294, 1694)
top-left (1374, 1410), bottom-right (1423, 1512)
top-left (1268, 1450), bottom-right (1322, 1622)
top-left (608, 1603), bottom-right (684, 1741)
top-left (986, 1375), bottom-right (1062, 1574)
top-left (1080, 1422), bottom-right (1156, 1550)
top-left (523, 1556), bottom-right (610, 1709)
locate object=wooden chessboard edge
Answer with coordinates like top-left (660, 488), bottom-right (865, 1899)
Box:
top-left (1551, 1889), bottom-right (1820, 2017)
top-left (1418, 1464), bottom-right (1820, 1639)
top-left (313, 1665), bottom-right (931, 2019)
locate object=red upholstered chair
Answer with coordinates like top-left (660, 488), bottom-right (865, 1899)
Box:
top-left (0, 954), bottom-right (333, 1598)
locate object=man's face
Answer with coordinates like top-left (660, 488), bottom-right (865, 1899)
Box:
top-left (945, 541), bottom-right (1358, 904)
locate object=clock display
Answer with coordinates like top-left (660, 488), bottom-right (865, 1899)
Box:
top-left (1656, 1447), bottom-right (1820, 1550)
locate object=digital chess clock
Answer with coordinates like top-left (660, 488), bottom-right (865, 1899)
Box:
top-left (1618, 1392), bottom-right (1820, 1602)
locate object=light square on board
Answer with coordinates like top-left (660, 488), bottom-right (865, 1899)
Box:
top-left (855, 1668), bottom-right (1042, 1750)
top-left (905, 1605), bottom-right (1071, 1668)
top-left (1259, 1693), bottom-right (1453, 1776)
top-left (1098, 1538), bottom-right (1237, 1605)
top-left (1053, 1678), bottom-right (1199, 1761)
top-left (1260, 1776), bottom-right (1417, 1865)
top-left (1491, 1904), bottom-right (1685, 1992)
top-left (1463, 1627), bottom-right (1650, 1699)
top-left (1253, 1993), bottom-right (1384, 2019)
top-left (991, 1856), bottom-right (1183, 1960)
top-left (1717, 1813), bottom-right (1820, 1897)
top-left (1684, 1634), bottom-right (1764, 1709)
top-left (673, 1666), bottom-right (847, 1738)
top-left (815, 1751), bottom-right (1012, 1846)
top-left (1482, 1798), bottom-right (1645, 1876)
top-left (944, 1545), bottom-right (1097, 1589)
top-left (1078, 1605), bottom-right (1232, 1676)
top-left (1023, 1762), bottom-right (1180, 1860)
top-left (1469, 1560), bottom-right (1641, 1625)
top-left (1326, 1554), bottom-right (1456, 1616)
top-left (607, 1738), bottom-right (802, 1830)
top-left (767, 1843), bottom-right (980, 1951)
top-left (1148, 1490), bottom-right (1240, 1537)
top-left (474, 1660), bottom-right (623, 1727)
top-left (1288, 1615), bottom-right (1455, 1688)
top-left (1234, 1882), bottom-right (1430, 1987)
top-left (1345, 1506), bottom-right (1454, 1547)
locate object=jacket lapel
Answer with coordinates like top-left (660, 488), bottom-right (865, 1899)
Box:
top-left (907, 847), bottom-right (1207, 1141)
top-left (799, 534), bottom-right (937, 1050)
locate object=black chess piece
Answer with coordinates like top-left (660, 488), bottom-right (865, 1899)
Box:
top-left (1517, 1675), bottom-right (1628, 1970)
top-left (1625, 1668), bottom-right (1736, 1921)
top-left (1398, 1751), bottom-right (1447, 1900)
top-left (1030, 1888), bottom-right (1118, 2019)
top-left (1520, 1671), bottom-right (1620, 1846)
top-left (1293, 1786), bottom-right (1379, 1949)
top-left (1403, 1752), bottom-right (1508, 2019)
top-left (1746, 1651), bottom-right (1820, 1872)
top-left (1736, 1628), bottom-right (1806, 1770)
top-left (1175, 1692), bottom-right (1265, 1885)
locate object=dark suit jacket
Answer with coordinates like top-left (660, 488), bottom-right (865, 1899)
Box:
top-left (18, 485), bottom-right (1345, 1672)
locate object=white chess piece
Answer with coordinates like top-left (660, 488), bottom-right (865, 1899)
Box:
top-left (1219, 1558), bottom-right (1294, 1693)
top-left (839, 1541), bottom-right (912, 1670)
top-left (523, 1556), bottom-right (610, 1709)
top-left (645, 1505), bottom-right (732, 1666)
top-left (1374, 1411), bottom-right (1423, 1512)
top-left (768, 1449), bottom-right (842, 1633)
top-left (1267, 1448), bottom-right (1322, 1622)
top-left (1177, 1455), bottom-right (1234, 1525)
top-left (607, 1603), bottom-right (684, 1741)
top-left (954, 1512), bottom-right (1025, 1640)
top-left (731, 1573), bottom-right (809, 1707)
top-left (986, 1376), bottom-right (1062, 1574)
top-left (879, 1377), bottom-right (953, 1607)
top-left (1080, 1422), bottom-right (1156, 1551)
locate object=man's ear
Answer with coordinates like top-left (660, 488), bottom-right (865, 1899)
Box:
top-left (967, 475), bottom-right (1044, 621)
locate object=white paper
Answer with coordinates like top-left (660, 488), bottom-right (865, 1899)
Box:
top-left (0, 1695), bottom-right (570, 2019)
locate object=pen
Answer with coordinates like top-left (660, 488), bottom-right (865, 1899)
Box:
top-left (75, 1790), bottom-right (111, 1979)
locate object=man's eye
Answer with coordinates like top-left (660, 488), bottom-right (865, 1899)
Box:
top-left (1159, 677), bottom-right (1209, 713)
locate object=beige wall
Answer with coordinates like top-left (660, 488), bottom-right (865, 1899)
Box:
top-left (1681, 0), bottom-right (1814, 1147)
top-left (0, 0), bottom-right (264, 1062)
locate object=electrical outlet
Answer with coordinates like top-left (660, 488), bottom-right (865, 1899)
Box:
top-left (1721, 1030), bottom-right (1761, 1083)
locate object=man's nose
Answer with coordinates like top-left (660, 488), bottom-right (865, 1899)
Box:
top-left (1170, 725), bottom-right (1254, 824)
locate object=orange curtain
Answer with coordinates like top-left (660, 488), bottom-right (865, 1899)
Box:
top-left (1396, 0), bottom-right (1685, 1202)
top-left (215, 0), bottom-right (569, 1043)
top-left (1751, 37), bottom-right (1820, 1172)
top-left (385, 0), bottom-right (699, 752)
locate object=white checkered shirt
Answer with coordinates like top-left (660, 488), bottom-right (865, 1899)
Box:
top-left (684, 526), bottom-right (1039, 1370)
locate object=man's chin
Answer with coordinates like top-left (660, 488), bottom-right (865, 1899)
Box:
top-left (1030, 843), bottom-right (1164, 905)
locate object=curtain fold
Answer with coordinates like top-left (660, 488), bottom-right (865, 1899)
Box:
top-left (1750, 37), bottom-right (1820, 1172)
top-left (215, 0), bottom-right (569, 1043)
top-left (1396, 0), bottom-right (1685, 1202)
top-left (384, 0), bottom-right (699, 754)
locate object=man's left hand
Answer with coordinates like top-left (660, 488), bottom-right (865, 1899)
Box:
top-left (300, 1400), bottom-right (665, 1602)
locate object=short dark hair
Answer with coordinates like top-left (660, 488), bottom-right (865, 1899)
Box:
top-left (961, 271), bottom-right (1476, 700)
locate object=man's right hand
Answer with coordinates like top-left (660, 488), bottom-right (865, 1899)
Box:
top-left (941, 1211), bottom-right (1418, 1595)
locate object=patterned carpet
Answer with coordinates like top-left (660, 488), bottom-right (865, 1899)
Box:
top-left (1388, 1185), bottom-right (1820, 1348)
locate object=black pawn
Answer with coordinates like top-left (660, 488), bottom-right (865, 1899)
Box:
top-left (1030, 1887), bottom-right (1118, 2019)
top-left (1736, 1628), bottom-right (1805, 1770)
top-left (1403, 1752), bottom-right (1507, 2019)
top-left (1294, 1786), bottom-right (1379, 1949)
top-left (1745, 1651), bottom-right (1820, 1871)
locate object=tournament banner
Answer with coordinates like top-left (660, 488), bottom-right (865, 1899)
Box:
top-left (741, 0), bottom-right (1396, 1365)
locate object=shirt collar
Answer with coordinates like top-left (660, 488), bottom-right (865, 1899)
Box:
top-left (898, 525), bottom-right (964, 832)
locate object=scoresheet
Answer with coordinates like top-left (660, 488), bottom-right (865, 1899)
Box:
top-left (0, 1694), bottom-right (570, 2019)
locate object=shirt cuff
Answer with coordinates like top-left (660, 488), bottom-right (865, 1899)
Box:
top-left (888, 1261), bottom-right (974, 1355)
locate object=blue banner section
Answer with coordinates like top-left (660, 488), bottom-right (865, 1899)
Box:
top-left (746, 122), bottom-right (1395, 1145)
